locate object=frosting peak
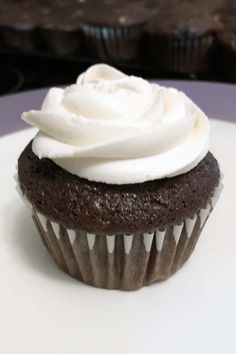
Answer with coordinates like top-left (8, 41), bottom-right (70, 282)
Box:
top-left (22, 64), bottom-right (209, 184)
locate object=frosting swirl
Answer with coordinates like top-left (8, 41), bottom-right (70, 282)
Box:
top-left (22, 64), bottom-right (209, 184)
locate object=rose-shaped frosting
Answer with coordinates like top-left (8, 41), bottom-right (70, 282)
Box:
top-left (22, 64), bottom-right (209, 184)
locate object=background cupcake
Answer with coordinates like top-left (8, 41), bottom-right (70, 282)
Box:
top-left (37, 1), bottom-right (85, 57)
top-left (217, 30), bottom-right (236, 82)
top-left (0, 1), bottom-right (36, 53)
top-left (217, 3), bottom-right (236, 82)
top-left (80, 0), bottom-right (152, 62)
top-left (146, 0), bottom-right (222, 74)
top-left (17, 64), bottom-right (222, 291)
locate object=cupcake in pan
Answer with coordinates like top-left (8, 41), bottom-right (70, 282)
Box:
top-left (17, 64), bottom-right (222, 291)
top-left (0, 1), bottom-right (36, 53)
top-left (147, 0), bottom-right (222, 74)
top-left (80, 0), bottom-right (152, 62)
top-left (0, 0), bottom-right (85, 57)
top-left (217, 29), bottom-right (236, 82)
top-left (37, 1), bottom-right (84, 57)
top-left (217, 6), bottom-right (236, 82)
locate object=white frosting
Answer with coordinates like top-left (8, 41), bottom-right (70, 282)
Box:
top-left (22, 64), bottom-right (209, 184)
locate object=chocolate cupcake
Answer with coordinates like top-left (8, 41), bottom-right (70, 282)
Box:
top-left (147, 0), bottom-right (222, 74)
top-left (217, 29), bottom-right (236, 82)
top-left (0, 0), bottom-right (86, 57)
top-left (17, 64), bottom-right (222, 290)
top-left (80, 0), bottom-right (152, 62)
top-left (217, 4), bottom-right (236, 82)
top-left (37, 1), bottom-right (85, 57)
top-left (0, 1), bottom-right (36, 52)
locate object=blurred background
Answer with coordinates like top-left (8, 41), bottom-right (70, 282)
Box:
top-left (0, 0), bottom-right (235, 96)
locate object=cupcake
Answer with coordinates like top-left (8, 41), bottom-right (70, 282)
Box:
top-left (17, 64), bottom-right (222, 291)
top-left (0, 1), bottom-right (36, 53)
top-left (37, 1), bottom-right (85, 57)
top-left (0, 0), bottom-right (86, 58)
top-left (80, 0), bottom-right (152, 62)
top-left (217, 5), bottom-right (236, 82)
top-left (146, 0), bottom-right (222, 74)
top-left (217, 29), bottom-right (236, 82)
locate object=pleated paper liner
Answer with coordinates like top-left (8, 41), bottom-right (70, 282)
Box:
top-left (15, 175), bottom-right (223, 291)
top-left (150, 34), bottom-right (216, 74)
top-left (81, 24), bottom-right (145, 62)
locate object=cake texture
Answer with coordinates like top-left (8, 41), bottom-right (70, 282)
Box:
top-left (18, 144), bottom-right (219, 235)
top-left (17, 64), bottom-right (222, 290)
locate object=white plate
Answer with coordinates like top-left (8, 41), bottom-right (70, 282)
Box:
top-left (0, 120), bottom-right (236, 354)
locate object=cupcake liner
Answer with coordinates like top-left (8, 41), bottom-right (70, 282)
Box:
top-left (81, 24), bottom-right (144, 62)
top-left (15, 173), bottom-right (223, 291)
top-left (151, 35), bottom-right (215, 74)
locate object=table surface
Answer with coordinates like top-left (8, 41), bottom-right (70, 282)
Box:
top-left (0, 80), bottom-right (236, 137)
